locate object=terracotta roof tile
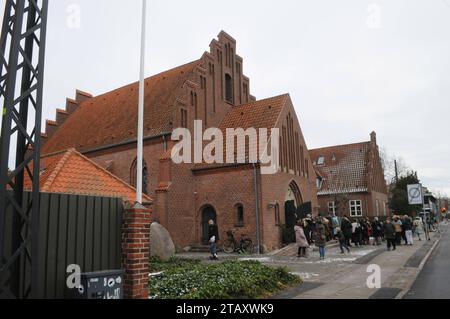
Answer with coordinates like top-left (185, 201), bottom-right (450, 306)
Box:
top-left (310, 142), bottom-right (370, 195)
top-left (24, 149), bottom-right (152, 203)
top-left (219, 94), bottom-right (288, 131)
top-left (194, 94), bottom-right (288, 169)
top-left (43, 60), bottom-right (201, 154)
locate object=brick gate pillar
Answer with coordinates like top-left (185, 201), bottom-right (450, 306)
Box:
top-left (122, 203), bottom-right (152, 299)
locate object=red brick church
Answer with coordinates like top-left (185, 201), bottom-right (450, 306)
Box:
top-left (41, 31), bottom-right (318, 251)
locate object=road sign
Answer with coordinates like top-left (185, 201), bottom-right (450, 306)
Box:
top-left (407, 184), bottom-right (423, 205)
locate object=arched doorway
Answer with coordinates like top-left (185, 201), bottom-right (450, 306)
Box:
top-left (201, 206), bottom-right (217, 245)
top-left (283, 181), bottom-right (303, 244)
top-left (285, 181), bottom-right (303, 227)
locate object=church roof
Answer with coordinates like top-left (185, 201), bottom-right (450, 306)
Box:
top-left (42, 60), bottom-right (201, 154)
top-left (219, 94), bottom-right (289, 131)
top-left (310, 142), bottom-right (371, 195)
top-left (24, 149), bottom-right (152, 203)
top-left (193, 94), bottom-right (289, 171)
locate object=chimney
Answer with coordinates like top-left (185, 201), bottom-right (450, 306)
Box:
top-left (370, 131), bottom-right (377, 145)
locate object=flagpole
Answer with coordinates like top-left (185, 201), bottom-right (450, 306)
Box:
top-left (137, 0), bottom-right (147, 204)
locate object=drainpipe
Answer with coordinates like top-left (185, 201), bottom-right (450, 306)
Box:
top-left (253, 162), bottom-right (261, 254)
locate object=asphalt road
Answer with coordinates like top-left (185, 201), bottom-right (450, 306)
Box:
top-left (405, 223), bottom-right (450, 299)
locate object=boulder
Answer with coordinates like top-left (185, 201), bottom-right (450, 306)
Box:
top-left (150, 222), bottom-right (175, 261)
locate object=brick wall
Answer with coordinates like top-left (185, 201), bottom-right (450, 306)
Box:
top-left (121, 204), bottom-right (151, 299)
top-left (259, 95), bottom-right (319, 251)
top-left (317, 191), bottom-right (388, 219)
top-left (87, 138), bottom-right (166, 201)
top-left (192, 165), bottom-right (259, 249)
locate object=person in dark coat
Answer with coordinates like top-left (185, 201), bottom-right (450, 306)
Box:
top-left (403, 215), bottom-right (414, 245)
top-left (383, 218), bottom-right (396, 251)
top-left (393, 216), bottom-right (403, 245)
top-left (208, 219), bottom-right (219, 260)
top-left (309, 215), bottom-right (317, 243)
top-left (323, 217), bottom-right (332, 241)
top-left (315, 218), bottom-right (327, 260)
top-left (341, 216), bottom-right (353, 247)
top-left (303, 215), bottom-right (313, 245)
top-left (360, 219), bottom-right (369, 245)
top-left (356, 220), bottom-right (364, 246)
top-left (372, 217), bottom-right (383, 246)
top-left (351, 219), bottom-right (361, 246)
top-left (336, 227), bottom-right (350, 254)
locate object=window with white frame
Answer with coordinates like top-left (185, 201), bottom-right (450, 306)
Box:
top-left (349, 200), bottom-right (363, 217)
top-left (328, 201), bottom-right (336, 215)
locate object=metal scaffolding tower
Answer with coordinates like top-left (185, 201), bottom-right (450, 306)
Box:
top-left (0, 0), bottom-right (48, 299)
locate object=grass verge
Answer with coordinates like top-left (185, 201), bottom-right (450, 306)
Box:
top-left (149, 257), bottom-right (301, 299)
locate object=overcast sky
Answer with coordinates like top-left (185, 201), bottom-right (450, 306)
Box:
top-left (2, 0), bottom-right (449, 196)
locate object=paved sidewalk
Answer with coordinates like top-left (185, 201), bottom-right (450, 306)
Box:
top-left (269, 231), bottom-right (441, 299)
top-left (176, 229), bottom-right (441, 299)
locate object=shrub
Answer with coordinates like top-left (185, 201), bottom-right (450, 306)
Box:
top-left (149, 259), bottom-right (301, 299)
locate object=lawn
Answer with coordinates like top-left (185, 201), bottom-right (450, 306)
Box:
top-left (148, 257), bottom-right (302, 299)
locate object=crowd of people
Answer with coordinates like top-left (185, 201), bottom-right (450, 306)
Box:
top-left (294, 213), bottom-right (435, 259)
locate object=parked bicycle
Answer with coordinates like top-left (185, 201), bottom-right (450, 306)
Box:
top-left (222, 230), bottom-right (254, 254)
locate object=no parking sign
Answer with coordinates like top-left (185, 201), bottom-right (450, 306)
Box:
top-left (407, 184), bottom-right (424, 205)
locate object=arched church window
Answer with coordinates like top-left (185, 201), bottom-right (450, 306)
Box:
top-left (130, 158), bottom-right (149, 195)
top-left (225, 73), bottom-right (233, 103)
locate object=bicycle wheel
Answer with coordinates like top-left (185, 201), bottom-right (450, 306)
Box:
top-left (222, 240), bottom-right (235, 254)
top-left (241, 239), bottom-right (254, 254)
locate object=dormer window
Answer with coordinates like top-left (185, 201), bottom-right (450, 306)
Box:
top-left (225, 73), bottom-right (233, 103)
top-left (317, 156), bottom-right (325, 165)
top-left (316, 177), bottom-right (323, 189)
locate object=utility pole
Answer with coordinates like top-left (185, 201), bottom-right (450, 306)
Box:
top-left (394, 159), bottom-right (399, 183)
top-left (0, 0), bottom-right (49, 299)
top-left (136, 0), bottom-right (147, 205)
